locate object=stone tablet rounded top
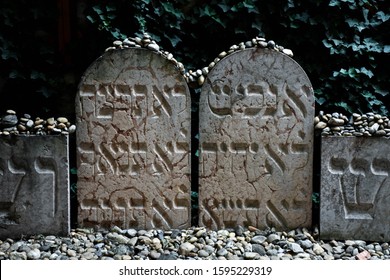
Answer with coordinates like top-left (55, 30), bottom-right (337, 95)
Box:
top-left (199, 47), bottom-right (314, 123)
top-left (78, 48), bottom-right (186, 86)
top-left (201, 47), bottom-right (313, 101)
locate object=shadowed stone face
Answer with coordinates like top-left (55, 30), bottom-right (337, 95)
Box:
top-left (76, 48), bottom-right (191, 230)
top-left (199, 48), bottom-right (314, 230)
top-left (320, 136), bottom-right (390, 242)
top-left (0, 135), bottom-right (69, 239)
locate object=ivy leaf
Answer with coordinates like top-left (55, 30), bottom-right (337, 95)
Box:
top-left (161, 2), bottom-right (183, 19)
top-left (218, 4), bottom-right (230, 13)
top-left (353, 35), bottom-right (360, 44)
top-left (243, 0), bottom-right (259, 14)
top-left (329, 0), bottom-right (340, 7)
top-left (106, 5), bottom-right (116, 12)
top-left (212, 16), bottom-right (226, 28)
top-left (360, 67), bottom-right (374, 78)
top-left (339, 68), bottom-right (348, 75)
top-left (373, 85), bottom-right (388, 97)
top-left (362, 90), bottom-right (374, 99)
top-left (92, 5), bottom-right (103, 15)
top-left (86, 15), bottom-right (95, 23)
top-left (287, 0), bottom-right (295, 9)
top-left (322, 39), bottom-right (332, 49)
top-left (332, 39), bottom-right (343, 46)
top-left (375, 11), bottom-right (390, 22)
top-left (335, 101), bottom-right (352, 112)
top-left (111, 30), bottom-right (121, 39)
top-left (363, 37), bottom-right (382, 52)
top-left (345, 18), bottom-right (358, 28)
top-left (166, 33), bottom-right (181, 47)
top-left (251, 21), bottom-right (262, 31)
top-left (199, 5), bottom-right (216, 17)
top-left (348, 68), bottom-right (359, 80)
top-left (316, 97), bottom-right (327, 105)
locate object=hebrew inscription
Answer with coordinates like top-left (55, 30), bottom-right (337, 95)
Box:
top-left (320, 137), bottom-right (390, 241)
top-left (0, 136), bottom-right (69, 239)
top-left (199, 48), bottom-right (315, 230)
top-left (76, 48), bottom-right (191, 229)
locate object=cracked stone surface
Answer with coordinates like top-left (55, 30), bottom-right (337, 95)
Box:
top-left (75, 48), bottom-right (191, 230)
top-left (0, 135), bottom-right (69, 239)
top-left (320, 136), bottom-right (390, 242)
top-left (198, 48), bottom-right (315, 230)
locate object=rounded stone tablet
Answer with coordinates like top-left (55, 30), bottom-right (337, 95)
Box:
top-left (75, 48), bottom-right (191, 230)
top-left (199, 48), bottom-right (314, 230)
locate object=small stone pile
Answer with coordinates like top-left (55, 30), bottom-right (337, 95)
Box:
top-left (107, 33), bottom-right (293, 87)
top-left (106, 33), bottom-right (186, 76)
top-left (0, 110), bottom-right (76, 136)
top-left (315, 111), bottom-right (390, 137)
top-left (0, 226), bottom-right (388, 260)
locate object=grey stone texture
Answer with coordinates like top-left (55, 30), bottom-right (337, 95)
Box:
top-left (0, 135), bottom-right (69, 239)
top-left (199, 48), bottom-right (315, 230)
top-left (76, 48), bottom-right (191, 230)
top-left (320, 136), bottom-right (390, 241)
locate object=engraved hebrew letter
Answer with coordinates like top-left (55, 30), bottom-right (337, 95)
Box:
top-left (208, 83), bottom-right (232, 116)
top-left (131, 84), bottom-right (147, 119)
top-left (35, 157), bottom-right (57, 217)
top-left (0, 158), bottom-right (27, 224)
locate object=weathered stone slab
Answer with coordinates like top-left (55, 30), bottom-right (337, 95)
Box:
top-left (76, 48), bottom-right (191, 230)
top-left (320, 136), bottom-right (390, 241)
top-left (0, 135), bottom-right (69, 239)
top-left (199, 48), bottom-right (315, 230)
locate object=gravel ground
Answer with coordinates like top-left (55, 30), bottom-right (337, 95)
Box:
top-left (1, 226), bottom-right (389, 260)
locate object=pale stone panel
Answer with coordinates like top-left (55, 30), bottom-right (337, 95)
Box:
top-left (320, 136), bottom-right (390, 241)
top-left (0, 135), bottom-right (69, 239)
top-left (76, 48), bottom-right (191, 230)
top-left (199, 48), bottom-right (314, 230)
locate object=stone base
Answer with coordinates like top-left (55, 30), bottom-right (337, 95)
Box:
top-left (0, 135), bottom-right (69, 239)
top-left (320, 136), bottom-right (390, 241)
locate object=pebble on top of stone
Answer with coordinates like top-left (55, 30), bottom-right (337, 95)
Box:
top-left (106, 32), bottom-right (293, 88)
top-left (0, 110), bottom-right (76, 136)
top-left (106, 33), bottom-right (186, 78)
top-left (184, 37), bottom-right (293, 88)
top-left (314, 111), bottom-right (390, 138)
top-left (0, 226), bottom-right (388, 260)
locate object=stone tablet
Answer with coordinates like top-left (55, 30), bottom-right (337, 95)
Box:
top-left (76, 48), bottom-right (191, 230)
top-left (320, 136), bottom-right (390, 241)
top-left (0, 135), bottom-right (69, 239)
top-left (199, 48), bottom-right (314, 230)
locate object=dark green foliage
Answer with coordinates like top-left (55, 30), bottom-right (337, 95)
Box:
top-left (0, 1), bottom-right (71, 115)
